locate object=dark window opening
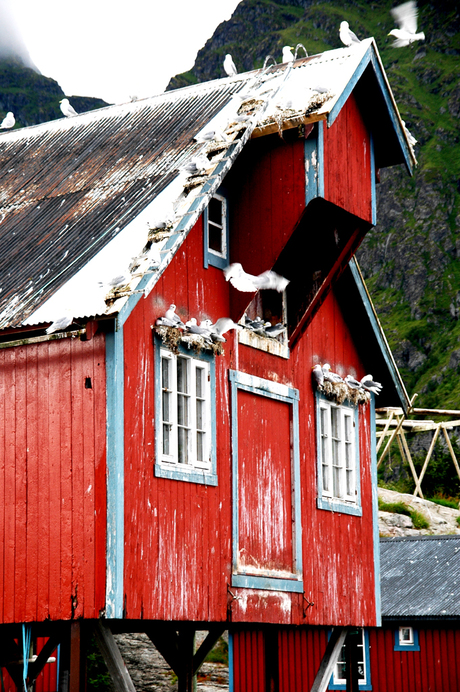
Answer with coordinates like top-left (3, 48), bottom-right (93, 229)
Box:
top-left (85, 377), bottom-right (92, 389)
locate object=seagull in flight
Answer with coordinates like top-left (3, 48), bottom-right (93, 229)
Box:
top-left (0, 112), bottom-right (15, 129)
top-left (60, 98), bottom-right (78, 117)
top-left (339, 21), bottom-right (361, 46)
top-left (223, 54), bottom-right (237, 77)
top-left (224, 263), bottom-right (289, 293)
top-left (389, 1), bottom-right (425, 47)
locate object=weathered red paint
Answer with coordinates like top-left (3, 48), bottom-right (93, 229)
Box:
top-left (122, 133), bottom-right (378, 626)
top-left (323, 92), bottom-right (373, 223)
top-left (368, 626), bottom-right (460, 692)
top-left (0, 334), bottom-right (107, 623)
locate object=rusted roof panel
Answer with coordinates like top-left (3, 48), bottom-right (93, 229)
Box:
top-left (381, 535), bottom-right (460, 619)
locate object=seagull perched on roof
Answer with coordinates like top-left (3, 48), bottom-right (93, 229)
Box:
top-left (339, 21), bottom-right (361, 46)
top-left (224, 263), bottom-right (289, 293)
top-left (180, 154), bottom-right (209, 175)
top-left (223, 54), bottom-right (237, 77)
top-left (0, 112), bottom-right (15, 129)
top-left (282, 46), bottom-right (295, 63)
top-left (194, 128), bottom-right (229, 143)
top-left (46, 314), bottom-right (74, 334)
top-left (389, 1), bottom-right (425, 47)
top-left (59, 98), bottom-right (78, 117)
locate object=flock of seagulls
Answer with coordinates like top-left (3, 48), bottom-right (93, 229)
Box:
top-left (0, 97), bottom-right (79, 132)
top-left (156, 304), bottom-right (242, 345)
top-left (224, 0), bottom-right (424, 78)
top-left (312, 363), bottom-right (383, 396)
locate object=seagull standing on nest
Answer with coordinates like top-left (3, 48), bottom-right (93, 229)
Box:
top-left (339, 21), bottom-right (361, 46)
top-left (0, 112), bottom-right (15, 129)
top-left (60, 98), bottom-right (78, 117)
top-left (223, 54), bottom-right (237, 77)
top-left (389, 1), bottom-right (425, 47)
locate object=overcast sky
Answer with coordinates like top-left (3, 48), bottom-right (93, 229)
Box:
top-left (7, 0), bottom-right (241, 104)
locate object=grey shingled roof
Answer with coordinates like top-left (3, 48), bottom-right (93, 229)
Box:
top-left (381, 535), bottom-right (460, 619)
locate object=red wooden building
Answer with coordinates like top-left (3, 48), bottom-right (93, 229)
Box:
top-left (0, 39), bottom-right (414, 691)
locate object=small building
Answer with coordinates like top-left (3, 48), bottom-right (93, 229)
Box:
top-left (0, 38), bottom-right (414, 691)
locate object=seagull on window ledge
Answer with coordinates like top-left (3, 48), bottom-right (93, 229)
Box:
top-left (360, 375), bottom-right (382, 395)
top-left (59, 98), bottom-right (78, 117)
top-left (322, 363), bottom-right (344, 383)
top-left (344, 374), bottom-right (364, 391)
top-left (156, 304), bottom-right (185, 328)
top-left (389, 1), bottom-right (425, 47)
top-left (208, 317), bottom-right (242, 342)
top-left (223, 263), bottom-right (289, 293)
top-left (339, 21), bottom-right (361, 47)
top-left (312, 364), bottom-right (324, 389)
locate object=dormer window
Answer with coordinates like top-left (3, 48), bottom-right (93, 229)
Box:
top-left (204, 193), bottom-right (229, 269)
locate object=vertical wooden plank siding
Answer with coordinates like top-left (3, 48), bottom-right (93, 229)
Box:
top-left (368, 626), bottom-right (460, 691)
top-left (0, 333), bottom-right (106, 623)
top-left (119, 127), bottom-right (380, 626)
top-left (323, 93), bottom-right (373, 224)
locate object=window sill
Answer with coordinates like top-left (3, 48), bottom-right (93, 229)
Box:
top-left (232, 574), bottom-right (304, 593)
top-left (317, 497), bottom-right (362, 517)
top-left (238, 328), bottom-right (290, 359)
top-left (155, 463), bottom-right (218, 486)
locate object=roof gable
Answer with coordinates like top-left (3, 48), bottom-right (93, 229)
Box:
top-left (0, 40), bottom-right (413, 333)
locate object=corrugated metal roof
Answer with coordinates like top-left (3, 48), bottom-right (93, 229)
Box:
top-left (380, 535), bottom-right (460, 619)
top-left (0, 39), bottom-right (413, 332)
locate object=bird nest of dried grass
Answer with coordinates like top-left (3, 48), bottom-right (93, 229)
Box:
top-left (154, 326), bottom-right (224, 356)
top-left (321, 380), bottom-right (370, 406)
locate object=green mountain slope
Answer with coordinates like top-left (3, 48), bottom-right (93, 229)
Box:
top-left (0, 59), bottom-right (109, 128)
top-left (170, 0), bottom-right (460, 410)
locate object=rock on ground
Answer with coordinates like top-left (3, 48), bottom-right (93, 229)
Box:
top-left (378, 487), bottom-right (460, 537)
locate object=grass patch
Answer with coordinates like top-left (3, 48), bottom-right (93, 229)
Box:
top-left (378, 498), bottom-right (430, 530)
top-left (457, 516), bottom-right (460, 528)
top-left (426, 495), bottom-right (459, 510)
top-left (205, 636), bottom-right (228, 665)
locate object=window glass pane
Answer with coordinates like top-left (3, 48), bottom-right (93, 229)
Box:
top-left (196, 399), bottom-right (203, 430)
top-left (178, 427), bottom-right (189, 464)
top-left (163, 424), bottom-right (170, 455)
top-left (208, 197), bottom-right (223, 225)
top-left (208, 223), bottom-right (223, 254)
top-left (196, 367), bottom-right (203, 398)
top-left (331, 407), bottom-right (340, 439)
top-left (161, 357), bottom-right (171, 455)
top-left (161, 357), bottom-right (169, 389)
top-left (197, 431), bottom-right (204, 461)
top-left (177, 394), bottom-right (189, 427)
top-left (177, 357), bottom-right (188, 393)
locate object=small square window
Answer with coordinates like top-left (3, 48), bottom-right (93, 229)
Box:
top-left (204, 193), bottom-right (229, 269)
top-left (156, 344), bottom-right (217, 485)
top-left (316, 394), bottom-right (362, 516)
top-left (394, 626), bottom-right (420, 651)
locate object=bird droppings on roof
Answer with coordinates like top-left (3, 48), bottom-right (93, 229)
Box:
top-left (0, 39), bottom-right (415, 333)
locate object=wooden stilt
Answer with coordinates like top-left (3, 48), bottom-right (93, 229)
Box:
top-left (413, 424), bottom-right (441, 498)
top-left (177, 629), bottom-right (195, 692)
top-left (442, 425), bottom-right (460, 482)
top-left (310, 627), bottom-right (348, 692)
top-left (399, 428), bottom-right (423, 499)
top-left (93, 621), bottom-right (136, 692)
top-left (28, 631), bottom-right (62, 686)
top-left (376, 410), bottom-right (394, 453)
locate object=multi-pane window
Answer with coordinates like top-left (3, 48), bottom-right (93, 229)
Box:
top-left (204, 193), bottom-right (228, 269)
top-left (332, 629), bottom-right (369, 689)
top-left (160, 349), bottom-right (211, 470)
top-left (319, 399), bottom-right (357, 504)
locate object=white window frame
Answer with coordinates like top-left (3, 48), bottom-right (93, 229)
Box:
top-left (155, 343), bottom-right (217, 485)
top-left (398, 626), bottom-right (414, 646)
top-left (316, 394), bottom-right (362, 516)
top-left (330, 629), bottom-right (370, 689)
top-left (204, 193), bottom-right (229, 269)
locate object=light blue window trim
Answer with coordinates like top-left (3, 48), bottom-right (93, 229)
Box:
top-left (229, 370), bottom-right (303, 593)
top-left (305, 123), bottom-right (324, 205)
top-left (370, 134), bottom-right (377, 226)
top-left (154, 337), bottom-right (217, 486)
top-left (203, 192), bottom-right (229, 269)
top-left (228, 632), bottom-right (234, 692)
top-left (329, 629), bottom-right (372, 691)
top-left (316, 391), bottom-right (362, 517)
top-left (370, 393), bottom-right (381, 626)
top-left (394, 627), bottom-right (420, 652)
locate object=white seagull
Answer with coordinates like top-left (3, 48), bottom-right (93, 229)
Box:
top-left (282, 46), bottom-right (295, 63)
top-left (344, 374), bottom-right (363, 390)
top-left (223, 263), bottom-right (289, 293)
top-left (223, 54), bottom-right (237, 77)
top-left (389, 1), bottom-right (425, 47)
top-left (312, 364), bottom-right (324, 389)
top-left (46, 314), bottom-right (74, 334)
top-left (0, 112), bottom-right (15, 129)
top-left (360, 374), bottom-right (382, 395)
top-left (180, 154), bottom-right (209, 175)
top-left (60, 98), bottom-right (78, 117)
top-left (322, 363), bottom-right (344, 383)
top-left (339, 21), bottom-right (361, 46)
top-left (209, 317), bottom-right (242, 342)
top-left (156, 304), bottom-right (185, 328)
